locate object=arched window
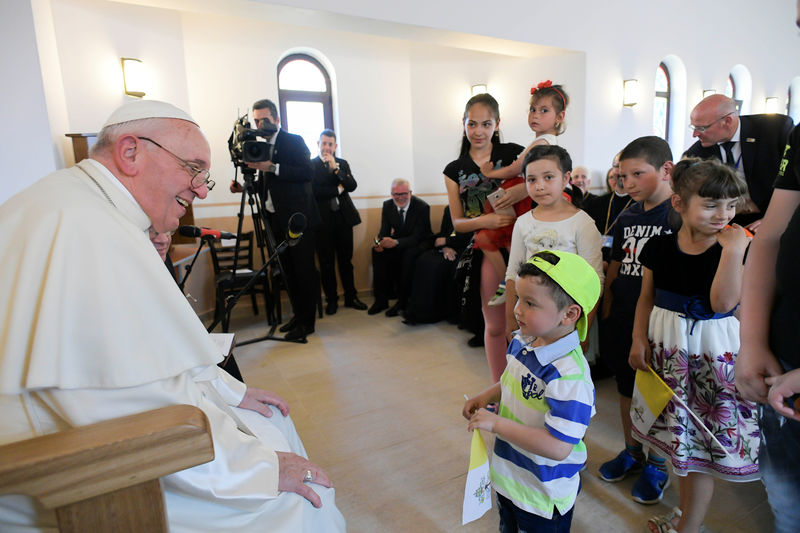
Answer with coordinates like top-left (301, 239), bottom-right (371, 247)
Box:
top-left (725, 75), bottom-right (735, 100)
top-left (727, 65), bottom-right (752, 114)
top-left (652, 63), bottom-right (670, 140)
top-left (655, 55), bottom-right (686, 158)
top-left (277, 54), bottom-right (334, 155)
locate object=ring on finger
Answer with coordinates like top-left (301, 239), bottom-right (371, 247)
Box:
top-left (303, 469), bottom-right (313, 482)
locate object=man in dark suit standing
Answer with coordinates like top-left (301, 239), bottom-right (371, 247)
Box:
top-left (368, 178), bottom-right (432, 316)
top-left (246, 99), bottom-right (320, 341)
top-left (684, 94), bottom-right (793, 230)
top-left (311, 129), bottom-right (367, 315)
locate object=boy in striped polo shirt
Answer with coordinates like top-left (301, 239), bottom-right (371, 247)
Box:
top-left (463, 250), bottom-right (601, 532)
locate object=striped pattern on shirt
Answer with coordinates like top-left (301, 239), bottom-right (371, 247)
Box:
top-left (491, 330), bottom-right (596, 519)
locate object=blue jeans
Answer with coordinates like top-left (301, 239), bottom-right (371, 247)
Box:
top-left (497, 493), bottom-right (573, 533)
top-left (759, 404), bottom-right (800, 533)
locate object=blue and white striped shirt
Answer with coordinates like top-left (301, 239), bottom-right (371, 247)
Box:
top-left (491, 330), bottom-right (596, 519)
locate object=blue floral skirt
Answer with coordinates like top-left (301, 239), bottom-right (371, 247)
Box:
top-left (631, 306), bottom-right (760, 481)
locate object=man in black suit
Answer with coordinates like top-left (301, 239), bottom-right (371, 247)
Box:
top-left (684, 94), bottom-right (793, 230)
top-left (368, 178), bottom-right (432, 316)
top-left (311, 129), bottom-right (367, 315)
top-left (245, 99), bottom-right (321, 341)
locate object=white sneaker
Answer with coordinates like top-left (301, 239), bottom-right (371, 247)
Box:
top-left (488, 282), bottom-right (506, 307)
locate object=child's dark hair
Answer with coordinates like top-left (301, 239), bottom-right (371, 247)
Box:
top-left (671, 158), bottom-right (747, 202)
top-left (619, 135), bottom-right (673, 170)
top-left (530, 83), bottom-right (569, 135)
top-left (459, 93), bottom-right (501, 157)
top-left (517, 252), bottom-right (578, 311)
top-left (521, 144), bottom-right (573, 175)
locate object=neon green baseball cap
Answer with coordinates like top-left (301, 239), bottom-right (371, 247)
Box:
top-left (526, 250), bottom-right (601, 341)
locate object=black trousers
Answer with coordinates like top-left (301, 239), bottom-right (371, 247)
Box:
top-left (371, 246), bottom-right (421, 306)
top-left (268, 215), bottom-right (319, 328)
top-left (315, 207), bottom-right (356, 303)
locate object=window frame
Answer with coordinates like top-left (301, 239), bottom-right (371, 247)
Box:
top-left (276, 53), bottom-right (334, 133)
top-left (653, 62), bottom-right (670, 141)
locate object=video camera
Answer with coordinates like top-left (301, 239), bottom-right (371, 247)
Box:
top-left (227, 113), bottom-right (277, 166)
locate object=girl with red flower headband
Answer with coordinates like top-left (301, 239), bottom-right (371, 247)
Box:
top-left (479, 81), bottom-right (571, 307)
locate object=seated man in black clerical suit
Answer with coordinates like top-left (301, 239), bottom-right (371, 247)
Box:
top-left (684, 94), bottom-right (793, 231)
top-left (368, 178), bottom-right (432, 316)
top-left (311, 129), bottom-right (367, 315)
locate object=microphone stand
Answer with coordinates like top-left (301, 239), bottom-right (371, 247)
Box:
top-left (206, 236), bottom-right (305, 345)
top-left (178, 236), bottom-right (213, 293)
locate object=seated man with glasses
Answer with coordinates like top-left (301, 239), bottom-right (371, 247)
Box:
top-left (369, 178), bottom-right (432, 316)
top-left (0, 100), bottom-right (345, 532)
top-left (684, 93), bottom-right (792, 231)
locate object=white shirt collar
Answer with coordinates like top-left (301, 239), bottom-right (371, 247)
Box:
top-left (84, 159), bottom-right (138, 205)
top-left (721, 120), bottom-right (741, 145)
top-left (531, 330), bottom-right (581, 366)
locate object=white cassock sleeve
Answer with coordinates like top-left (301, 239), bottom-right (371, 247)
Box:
top-left (211, 366), bottom-right (248, 405)
top-left (40, 368), bottom-right (281, 508)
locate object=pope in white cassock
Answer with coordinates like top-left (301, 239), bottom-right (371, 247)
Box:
top-left (0, 100), bottom-right (346, 532)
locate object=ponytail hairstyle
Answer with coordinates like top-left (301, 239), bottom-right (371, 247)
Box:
top-left (529, 80), bottom-right (569, 135)
top-left (459, 93), bottom-right (501, 157)
top-left (671, 157), bottom-right (747, 203)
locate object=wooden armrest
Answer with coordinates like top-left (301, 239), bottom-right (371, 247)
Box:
top-left (0, 404), bottom-right (214, 508)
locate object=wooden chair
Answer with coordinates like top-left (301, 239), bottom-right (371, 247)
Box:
top-left (208, 231), bottom-right (271, 332)
top-left (0, 405), bottom-right (214, 533)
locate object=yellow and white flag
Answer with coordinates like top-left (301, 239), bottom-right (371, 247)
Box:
top-left (462, 429), bottom-right (492, 525)
top-left (631, 367), bottom-right (735, 459)
top-left (630, 367), bottom-right (674, 435)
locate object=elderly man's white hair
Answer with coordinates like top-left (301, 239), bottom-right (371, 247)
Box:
top-left (391, 178), bottom-right (410, 189)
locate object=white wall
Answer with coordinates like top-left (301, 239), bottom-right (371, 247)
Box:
top-left (48, 0), bottom-right (191, 132)
top-left (25, 0), bottom-right (589, 218)
top-left (0, 2), bottom-right (56, 204)
top-left (180, 10), bottom-right (417, 216)
top-left (407, 45), bottom-right (585, 196)
top-left (8, 0), bottom-right (799, 209)
top-left (270, 0), bottom-right (800, 174)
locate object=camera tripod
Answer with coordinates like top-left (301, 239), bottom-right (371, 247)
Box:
top-left (206, 168), bottom-right (305, 344)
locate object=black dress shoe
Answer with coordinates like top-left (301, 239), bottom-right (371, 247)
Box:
top-left (279, 316), bottom-right (297, 333)
top-left (344, 297), bottom-right (367, 311)
top-left (385, 302), bottom-right (403, 317)
top-left (467, 334), bottom-right (485, 347)
top-left (285, 324), bottom-right (314, 341)
top-left (325, 301), bottom-right (338, 315)
top-left (368, 300), bottom-right (388, 315)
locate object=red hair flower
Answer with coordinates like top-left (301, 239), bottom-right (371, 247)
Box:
top-left (530, 80), bottom-right (553, 94)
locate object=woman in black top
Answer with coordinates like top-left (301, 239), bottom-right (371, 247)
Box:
top-left (443, 93), bottom-right (526, 382)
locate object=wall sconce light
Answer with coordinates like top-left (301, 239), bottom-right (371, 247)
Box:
top-left (471, 84), bottom-right (488, 96)
top-left (121, 57), bottom-right (146, 98)
top-left (622, 79), bottom-right (639, 107)
top-left (702, 89), bottom-right (716, 98)
top-left (765, 97), bottom-right (779, 114)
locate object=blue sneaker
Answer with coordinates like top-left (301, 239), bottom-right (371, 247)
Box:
top-left (598, 450), bottom-right (643, 482)
top-left (631, 464), bottom-right (670, 504)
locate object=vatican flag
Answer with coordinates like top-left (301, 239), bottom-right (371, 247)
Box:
top-left (630, 367), bottom-right (674, 435)
top-left (462, 429), bottom-right (492, 525)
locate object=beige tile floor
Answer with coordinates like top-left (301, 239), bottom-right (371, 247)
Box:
top-left (227, 301), bottom-right (774, 533)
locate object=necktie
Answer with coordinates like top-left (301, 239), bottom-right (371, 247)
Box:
top-left (722, 141), bottom-right (736, 168)
top-left (398, 208), bottom-right (405, 225)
